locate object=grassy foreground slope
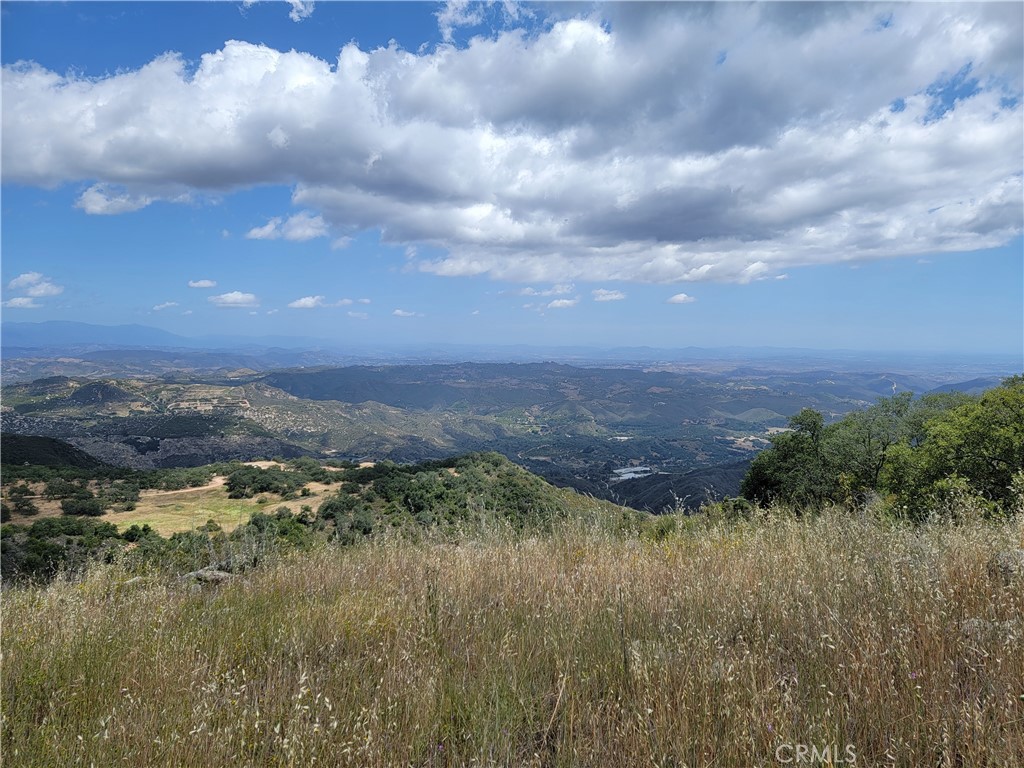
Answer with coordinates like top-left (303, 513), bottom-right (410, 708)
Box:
top-left (4, 511), bottom-right (1023, 767)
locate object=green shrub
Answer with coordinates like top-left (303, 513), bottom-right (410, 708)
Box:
top-left (60, 497), bottom-right (104, 516)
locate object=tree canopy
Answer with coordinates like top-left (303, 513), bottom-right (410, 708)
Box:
top-left (741, 377), bottom-right (1024, 521)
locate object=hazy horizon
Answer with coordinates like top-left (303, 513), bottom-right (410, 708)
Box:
top-left (4, 319), bottom-right (1023, 369)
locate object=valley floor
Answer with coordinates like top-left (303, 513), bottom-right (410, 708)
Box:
top-left (3, 513), bottom-right (1023, 767)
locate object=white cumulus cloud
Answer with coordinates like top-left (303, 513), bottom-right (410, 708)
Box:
top-left (288, 295), bottom-right (325, 309)
top-left (4, 272), bottom-right (63, 308)
top-left (153, 301), bottom-right (178, 311)
top-left (246, 211), bottom-right (328, 241)
top-left (592, 288), bottom-right (626, 302)
top-left (667, 293), bottom-right (696, 304)
top-left (8, 272), bottom-right (63, 297)
top-left (75, 184), bottom-right (153, 214)
top-left (2, 4), bottom-right (1020, 286)
top-left (288, 0), bottom-right (314, 23)
top-left (246, 218), bottom-right (282, 240)
top-left (282, 211), bottom-right (328, 240)
top-left (547, 298), bottom-right (579, 309)
top-left (2, 297), bottom-right (42, 309)
top-left (188, 279), bottom-right (217, 288)
top-left (209, 291), bottom-right (259, 308)
top-left (8, 272), bottom-right (44, 291)
top-left (392, 309), bottom-right (419, 317)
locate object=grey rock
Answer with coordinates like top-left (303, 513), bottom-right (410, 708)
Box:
top-left (961, 617), bottom-right (1020, 644)
top-left (182, 568), bottom-right (233, 584)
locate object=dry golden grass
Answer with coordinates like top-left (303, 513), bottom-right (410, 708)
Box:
top-left (3, 468), bottom-right (333, 536)
top-left (102, 480), bottom-right (331, 536)
top-left (7, 481), bottom-right (259, 535)
top-left (99, 485), bottom-right (252, 536)
top-left (3, 512), bottom-right (1023, 767)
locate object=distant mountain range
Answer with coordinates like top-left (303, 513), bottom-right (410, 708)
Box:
top-left (3, 321), bottom-right (1020, 378)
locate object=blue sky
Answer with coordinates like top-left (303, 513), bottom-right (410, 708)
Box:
top-left (2, 1), bottom-right (1022, 354)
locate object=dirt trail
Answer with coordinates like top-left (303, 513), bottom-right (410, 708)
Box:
top-left (138, 475), bottom-right (228, 500)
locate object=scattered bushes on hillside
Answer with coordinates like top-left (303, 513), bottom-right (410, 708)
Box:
top-left (6, 484), bottom-right (39, 516)
top-left (43, 477), bottom-right (88, 500)
top-left (1, 504), bottom-right (322, 583)
top-left (318, 492), bottom-right (376, 544)
top-left (226, 465), bottom-right (307, 498)
top-left (95, 480), bottom-right (141, 511)
top-left (3, 458), bottom-right (345, 582)
top-left (286, 456), bottom-right (335, 483)
top-left (0, 453), bottom-right (584, 581)
top-left (1, 517), bottom-right (121, 580)
top-left (316, 452), bottom-right (569, 537)
top-left (222, 459), bottom-right (336, 500)
top-left (6, 464), bottom-right (226, 512)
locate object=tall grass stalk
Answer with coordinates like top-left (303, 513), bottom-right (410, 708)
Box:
top-left (3, 511), bottom-right (1022, 766)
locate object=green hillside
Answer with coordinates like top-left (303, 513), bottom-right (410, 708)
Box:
top-left (0, 452), bottom-right (642, 581)
top-left (1, 434), bottom-right (106, 469)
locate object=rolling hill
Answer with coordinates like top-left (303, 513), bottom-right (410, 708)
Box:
top-left (3, 361), bottom-right (1014, 512)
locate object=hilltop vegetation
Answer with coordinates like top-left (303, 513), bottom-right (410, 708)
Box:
top-left (1, 453), bottom-right (638, 582)
top-left (742, 376), bottom-right (1024, 520)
